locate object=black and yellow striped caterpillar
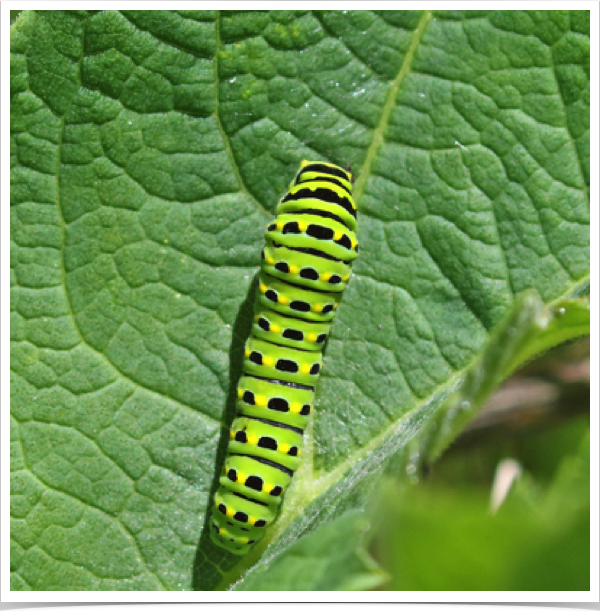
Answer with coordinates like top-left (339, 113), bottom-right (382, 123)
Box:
top-left (210, 160), bottom-right (358, 554)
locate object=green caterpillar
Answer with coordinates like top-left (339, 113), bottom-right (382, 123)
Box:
top-left (210, 160), bottom-right (358, 554)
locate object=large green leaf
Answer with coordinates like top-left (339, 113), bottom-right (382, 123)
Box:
top-left (10, 10), bottom-right (589, 591)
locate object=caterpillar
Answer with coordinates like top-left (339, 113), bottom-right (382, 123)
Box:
top-left (210, 160), bottom-right (358, 554)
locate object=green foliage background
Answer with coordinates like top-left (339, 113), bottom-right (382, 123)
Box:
top-left (10, 10), bottom-right (589, 591)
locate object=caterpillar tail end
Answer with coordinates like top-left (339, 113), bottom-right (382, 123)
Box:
top-left (209, 526), bottom-right (252, 556)
top-left (209, 508), bottom-right (260, 555)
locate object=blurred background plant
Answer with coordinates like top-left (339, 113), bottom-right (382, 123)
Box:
top-left (370, 338), bottom-right (590, 591)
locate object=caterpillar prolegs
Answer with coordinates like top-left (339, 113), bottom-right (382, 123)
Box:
top-left (210, 161), bottom-right (358, 554)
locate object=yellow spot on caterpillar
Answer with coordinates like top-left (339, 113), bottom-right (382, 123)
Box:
top-left (342, 274), bottom-right (350, 282)
top-left (297, 449), bottom-right (302, 457)
top-left (289, 265), bottom-right (299, 274)
top-left (313, 303), bottom-right (323, 312)
top-left (248, 434), bottom-right (259, 445)
top-left (237, 472), bottom-right (246, 484)
top-left (277, 221), bottom-right (284, 231)
top-left (226, 507), bottom-right (234, 517)
top-left (307, 332), bottom-right (317, 342)
top-left (278, 295), bottom-right (289, 305)
top-left (300, 363), bottom-right (311, 374)
top-left (351, 239), bottom-right (357, 249)
top-left (301, 160), bottom-right (309, 168)
top-left (333, 303), bottom-right (339, 310)
top-left (245, 349), bottom-right (251, 357)
top-left (263, 484), bottom-right (273, 494)
top-left (298, 221), bottom-right (307, 232)
top-left (278, 443), bottom-right (290, 454)
top-left (270, 324), bottom-right (281, 333)
top-left (230, 430), bottom-right (235, 439)
top-left (254, 315), bottom-right (260, 322)
top-left (237, 388), bottom-right (244, 399)
top-left (267, 257), bottom-right (275, 265)
top-left (334, 231), bottom-right (343, 241)
top-left (255, 395), bottom-right (267, 407)
top-left (240, 537), bottom-right (249, 544)
top-left (215, 498), bottom-right (219, 507)
top-left (320, 273), bottom-right (331, 282)
top-left (290, 402), bottom-right (302, 413)
top-left (259, 282), bottom-right (267, 293)
top-left (249, 516), bottom-right (256, 525)
top-left (263, 356), bottom-right (274, 366)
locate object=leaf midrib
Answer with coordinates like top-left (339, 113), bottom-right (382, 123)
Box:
top-left (352, 10), bottom-right (433, 202)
